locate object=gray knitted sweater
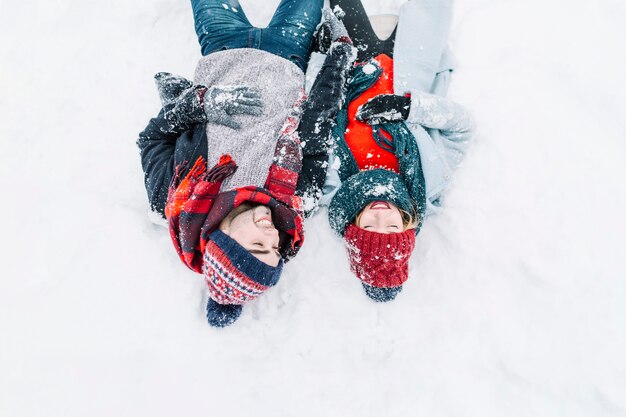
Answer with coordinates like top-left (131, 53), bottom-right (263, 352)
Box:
top-left (193, 49), bottom-right (305, 192)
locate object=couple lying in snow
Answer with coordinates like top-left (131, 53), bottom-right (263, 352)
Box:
top-left (137, 0), bottom-right (473, 327)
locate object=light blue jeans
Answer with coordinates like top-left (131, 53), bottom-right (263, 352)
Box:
top-left (191, 0), bottom-right (323, 72)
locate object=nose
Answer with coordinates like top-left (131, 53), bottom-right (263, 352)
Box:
top-left (261, 225), bottom-right (278, 235)
top-left (260, 227), bottom-right (280, 250)
top-left (256, 205), bottom-right (271, 216)
top-left (259, 224), bottom-right (277, 238)
top-left (370, 212), bottom-right (396, 233)
top-left (372, 210), bottom-right (390, 222)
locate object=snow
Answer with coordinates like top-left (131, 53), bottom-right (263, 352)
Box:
top-left (1, 0), bottom-right (626, 416)
top-left (362, 62), bottom-right (378, 74)
top-left (368, 183), bottom-right (396, 196)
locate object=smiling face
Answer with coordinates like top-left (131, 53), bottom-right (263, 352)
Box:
top-left (219, 204), bottom-right (281, 267)
top-left (355, 200), bottom-right (404, 234)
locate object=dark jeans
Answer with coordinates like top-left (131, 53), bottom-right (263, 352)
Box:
top-left (191, 0), bottom-right (323, 72)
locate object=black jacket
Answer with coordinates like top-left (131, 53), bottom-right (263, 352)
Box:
top-left (137, 42), bottom-right (354, 218)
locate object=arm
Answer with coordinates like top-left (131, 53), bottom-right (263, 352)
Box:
top-left (406, 91), bottom-right (474, 144)
top-left (137, 109), bottom-right (195, 217)
top-left (356, 90), bottom-right (474, 160)
top-left (296, 42), bottom-right (356, 217)
top-left (405, 91), bottom-right (474, 215)
top-left (139, 73), bottom-right (265, 217)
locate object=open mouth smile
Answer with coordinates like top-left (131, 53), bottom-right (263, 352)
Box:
top-left (369, 201), bottom-right (390, 210)
top-left (255, 216), bottom-right (274, 227)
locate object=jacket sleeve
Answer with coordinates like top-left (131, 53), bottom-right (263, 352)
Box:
top-left (137, 110), bottom-right (194, 217)
top-left (405, 90), bottom-right (474, 215)
top-left (296, 42), bottom-right (357, 217)
top-left (407, 91), bottom-right (474, 145)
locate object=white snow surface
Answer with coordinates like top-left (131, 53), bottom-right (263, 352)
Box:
top-left (1, 0), bottom-right (626, 416)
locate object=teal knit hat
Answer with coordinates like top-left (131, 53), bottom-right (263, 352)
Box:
top-left (328, 169), bottom-right (420, 236)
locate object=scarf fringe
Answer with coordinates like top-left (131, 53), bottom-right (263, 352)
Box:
top-left (165, 155), bottom-right (237, 219)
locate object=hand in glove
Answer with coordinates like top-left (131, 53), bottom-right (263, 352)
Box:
top-left (161, 84), bottom-right (208, 128)
top-left (203, 85), bottom-right (264, 130)
top-left (314, 6), bottom-right (351, 53)
top-left (155, 72), bottom-right (264, 130)
top-left (155, 72), bottom-right (193, 107)
top-left (356, 94), bottom-right (411, 125)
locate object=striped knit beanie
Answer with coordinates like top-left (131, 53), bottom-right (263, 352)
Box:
top-left (344, 223), bottom-right (415, 302)
top-left (202, 229), bottom-right (283, 327)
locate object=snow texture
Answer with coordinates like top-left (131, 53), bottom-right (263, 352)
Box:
top-left (1, 0), bottom-right (626, 416)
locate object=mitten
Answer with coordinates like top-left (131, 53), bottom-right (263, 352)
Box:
top-left (323, 6), bottom-right (351, 44)
top-left (203, 85), bottom-right (264, 130)
top-left (356, 94), bottom-right (411, 125)
top-left (312, 22), bottom-right (332, 54)
top-left (314, 6), bottom-right (351, 53)
top-left (162, 84), bottom-right (208, 128)
top-left (154, 72), bottom-right (193, 107)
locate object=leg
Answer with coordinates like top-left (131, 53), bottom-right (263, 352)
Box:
top-left (393, 0), bottom-right (454, 93)
top-left (191, 0), bottom-right (254, 56)
top-left (261, 0), bottom-right (323, 72)
top-left (331, 0), bottom-right (372, 47)
top-left (330, 0), bottom-right (396, 61)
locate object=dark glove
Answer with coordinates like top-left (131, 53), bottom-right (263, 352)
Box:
top-left (155, 71), bottom-right (264, 130)
top-left (162, 84), bottom-right (208, 128)
top-left (155, 72), bottom-right (193, 107)
top-left (356, 94), bottom-right (411, 125)
top-left (314, 6), bottom-right (351, 53)
top-left (203, 85), bottom-right (263, 130)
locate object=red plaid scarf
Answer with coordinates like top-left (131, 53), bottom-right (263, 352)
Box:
top-left (165, 93), bottom-right (306, 273)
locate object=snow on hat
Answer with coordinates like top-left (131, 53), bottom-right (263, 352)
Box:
top-left (328, 169), bottom-right (418, 237)
top-left (202, 229), bottom-right (283, 327)
top-left (344, 223), bottom-right (415, 301)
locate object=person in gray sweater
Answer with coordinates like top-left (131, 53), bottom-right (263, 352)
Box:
top-left (137, 1), bottom-right (356, 327)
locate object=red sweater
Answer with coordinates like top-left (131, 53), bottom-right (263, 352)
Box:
top-left (345, 54), bottom-right (400, 173)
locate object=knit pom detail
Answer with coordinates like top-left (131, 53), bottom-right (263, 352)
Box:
top-left (362, 283), bottom-right (402, 302)
top-left (344, 224), bottom-right (415, 288)
top-left (206, 298), bottom-right (243, 328)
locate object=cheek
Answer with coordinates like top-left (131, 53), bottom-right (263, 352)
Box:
top-left (228, 212), bottom-right (253, 235)
top-left (229, 227), bottom-right (256, 248)
top-left (356, 212), bottom-right (370, 227)
top-left (391, 212), bottom-right (404, 227)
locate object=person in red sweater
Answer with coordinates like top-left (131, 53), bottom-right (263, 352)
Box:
top-left (316, 0), bottom-right (473, 302)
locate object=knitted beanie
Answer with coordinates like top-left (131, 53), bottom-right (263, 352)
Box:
top-left (344, 223), bottom-right (415, 300)
top-left (328, 169), bottom-right (417, 236)
top-left (202, 229), bottom-right (283, 327)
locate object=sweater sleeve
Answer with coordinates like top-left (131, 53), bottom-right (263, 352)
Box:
top-left (296, 42), bottom-right (357, 217)
top-left (136, 110), bottom-right (194, 217)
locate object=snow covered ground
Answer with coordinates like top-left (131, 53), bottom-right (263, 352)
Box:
top-left (1, 0), bottom-right (625, 416)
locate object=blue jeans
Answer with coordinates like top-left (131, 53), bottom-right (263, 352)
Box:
top-left (191, 0), bottom-right (323, 72)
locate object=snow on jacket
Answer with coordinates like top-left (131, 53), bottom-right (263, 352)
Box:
top-left (321, 0), bottom-right (474, 215)
top-left (138, 43), bottom-right (356, 218)
top-left (193, 49), bottom-right (304, 191)
top-left (393, 0), bottom-right (473, 214)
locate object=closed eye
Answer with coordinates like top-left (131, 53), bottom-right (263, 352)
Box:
top-left (248, 242), bottom-right (272, 255)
